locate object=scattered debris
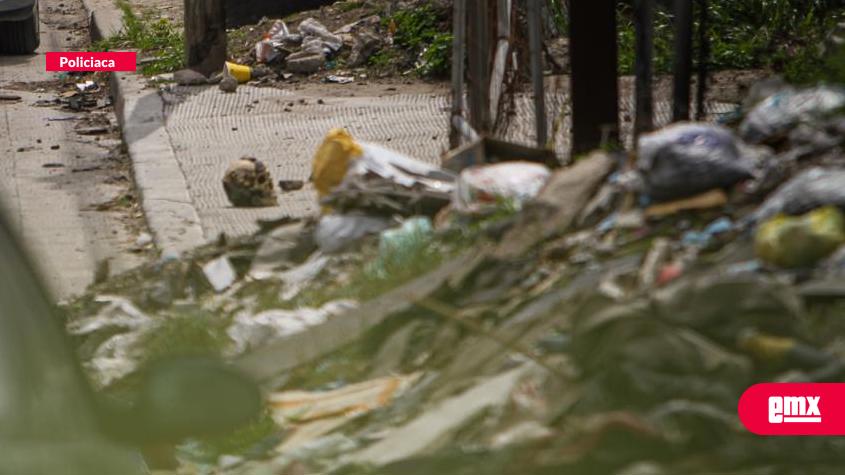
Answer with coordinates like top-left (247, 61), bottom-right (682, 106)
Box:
top-left (325, 75), bottom-right (354, 84)
top-left (202, 255), bottom-right (237, 292)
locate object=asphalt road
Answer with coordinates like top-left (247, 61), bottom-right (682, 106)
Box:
top-left (0, 0), bottom-right (148, 299)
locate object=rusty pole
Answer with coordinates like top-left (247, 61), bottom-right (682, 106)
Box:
top-left (450, 0), bottom-right (467, 148)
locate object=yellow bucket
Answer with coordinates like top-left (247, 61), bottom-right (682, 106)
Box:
top-left (225, 61), bottom-right (252, 83)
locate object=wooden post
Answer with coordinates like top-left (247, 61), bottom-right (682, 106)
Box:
top-left (488, 0), bottom-right (511, 125)
top-left (570, 0), bottom-right (619, 154)
top-left (450, 0), bottom-right (467, 148)
top-left (695, 0), bottom-right (709, 120)
top-left (184, 0), bottom-right (227, 77)
top-left (468, 0), bottom-right (491, 134)
top-left (672, 0), bottom-right (693, 122)
top-left (527, 0), bottom-right (547, 147)
top-left (634, 0), bottom-right (655, 136)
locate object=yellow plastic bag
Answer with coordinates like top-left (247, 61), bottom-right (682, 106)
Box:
top-left (755, 206), bottom-right (845, 268)
top-left (312, 128), bottom-right (363, 198)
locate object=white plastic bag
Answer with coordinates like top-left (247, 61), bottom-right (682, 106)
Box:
top-left (453, 162), bottom-right (551, 215)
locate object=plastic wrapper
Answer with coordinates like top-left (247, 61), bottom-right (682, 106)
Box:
top-left (312, 129), bottom-right (455, 215)
top-left (370, 217), bottom-right (433, 278)
top-left (453, 162), bottom-right (551, 215)
top-left (637, 123), bottom-right (754, 202)
top-left (747, 167), bottom-right (845, 226)
top-left (299, 18), bottom-right (343, 54)
top-left (739, 86), bottom-right (845, 144)
top-left (755, 206), bottom-right (845, 268)
top-left (314, 213), bottom-right (393, 254)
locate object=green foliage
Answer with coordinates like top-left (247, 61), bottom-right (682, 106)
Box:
top-left (199, 409), bottom-right (279, 458)
top-left (91, 1), bottom-right (184, 75)
top-left (610, 0), bottom-right (845, 82)
top-left (418, 33), bottom-right (453, 77)
top-left (138, 308), bottom-right (231, 363)
top-left (386, 5), bottom-right (451, 77)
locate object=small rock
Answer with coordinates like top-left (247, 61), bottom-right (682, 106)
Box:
top-left (135, 232), bottom-right (153, 247)
top-left (173, 68), bottom-right (208, 85)
top-left (219, 75), bottom-right (238, 93)
top-left (50, 145), bottom-right (60, 150)
top-left (285, 52), bottom-right (325, 74)
top-left (278, 179), bottom-right (305, 192)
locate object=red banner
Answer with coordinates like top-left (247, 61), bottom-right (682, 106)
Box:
top-left (46, 52), bottom-right (137, 72)
top-left (739, 383), bottom-right (845, 436)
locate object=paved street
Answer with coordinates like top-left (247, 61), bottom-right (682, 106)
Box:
top-left (0, 0), bottom-right (147, 299)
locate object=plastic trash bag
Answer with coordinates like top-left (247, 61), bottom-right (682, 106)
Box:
top-left (755, 206), bottom-right (845, 268)
top-left (739, 86), bottom-right (845, 144)
top-left (453, 162), bottom-right (551, 215)
top-left (312, 129), bottom-right (455, 214)
top-left (314, 213), bottom-right (393, 254)
top-left (372, 217), bottom-right (433, 276)
top-left (637, 123), bottom-right (754, 202)
top-left (746, 167), bottom-right (845, 226)
top-left (299, 18), bottom-right (343, 55)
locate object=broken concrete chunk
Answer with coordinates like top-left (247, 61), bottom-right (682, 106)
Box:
top-left (348, 29), bottom-right (383, 67)
top-left (219, 74), bottom-right (238, 93)
top-left (286, 52), bottom-right (326, 74)
top-left (173, 68), bottom-right (208, 85)
top-left (202, 256), bottom-right (236, 292)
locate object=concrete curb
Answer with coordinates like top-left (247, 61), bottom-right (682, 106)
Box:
top-left (81, 0), bottom-right (206, 256)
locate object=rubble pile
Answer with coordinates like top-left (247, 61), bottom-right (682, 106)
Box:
top-left (63, 78), bottom-right (845, 473)
top-left (220, 0), bottom-right (452, 86)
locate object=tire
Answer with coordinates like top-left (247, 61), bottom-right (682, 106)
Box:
top-left (0, 3), bottom-right (40, 55)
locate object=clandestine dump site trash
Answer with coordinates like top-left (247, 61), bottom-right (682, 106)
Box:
top-left (23, 1), bottom-right (845, 474)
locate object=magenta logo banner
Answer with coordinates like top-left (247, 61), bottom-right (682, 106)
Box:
top-left (46, 52), bottom-right (137, 72)
top-left (739, 383), bottom-right (845, 435)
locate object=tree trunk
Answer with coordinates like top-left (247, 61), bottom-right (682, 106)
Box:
top-left (184, 0), bottom-right (227, 77)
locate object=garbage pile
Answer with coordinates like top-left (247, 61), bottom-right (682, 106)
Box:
top-left (62, 78), bottom-right (845, 474)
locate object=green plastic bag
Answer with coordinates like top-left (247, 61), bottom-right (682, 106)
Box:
top-left (755, 206), bottom-right (845, 268)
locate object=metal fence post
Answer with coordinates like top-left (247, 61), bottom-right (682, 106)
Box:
top-left (672, 0), bottom-right (693, 122)
top-left (634, 0), bottom-right (655, 136)
top-left (695, 0), bottom-right (709, 120)
top-left (450, 0), bottom-right (467, 148)
top-left (570, 0), bottom-right (620, 154)
top-left (527, 0), bottom-right (547, 147)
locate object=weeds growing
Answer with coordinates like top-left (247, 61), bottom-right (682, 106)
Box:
top-left (91, 0), bottom-right (184, 75)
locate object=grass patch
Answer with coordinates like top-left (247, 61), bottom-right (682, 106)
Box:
top-left (137, 307), bottom-right (232, 363)
top-left (91, 0), bottom-right (184, 75)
